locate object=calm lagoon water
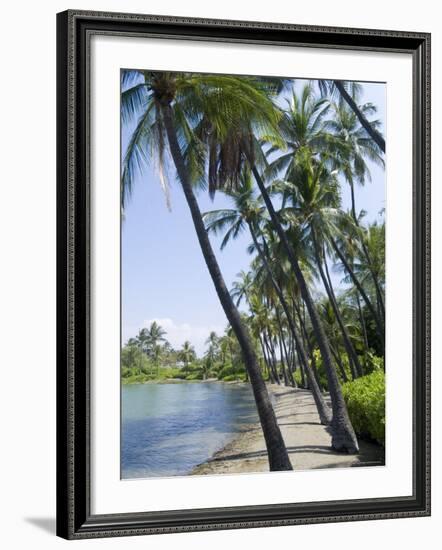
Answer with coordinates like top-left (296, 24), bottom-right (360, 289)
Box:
top-left (121, 382), bottom-right (259, 479)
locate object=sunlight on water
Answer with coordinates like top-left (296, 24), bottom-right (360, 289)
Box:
top-left (121, 382), bottom-right (259, 479)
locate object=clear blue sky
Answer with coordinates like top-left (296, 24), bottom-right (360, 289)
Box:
top-left (122, 77), bottom-right (385, 355)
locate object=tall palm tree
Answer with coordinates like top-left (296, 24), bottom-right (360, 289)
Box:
top-left (327, 100), bottom-right (385, 318)
top-left (330, 213), bottom-right (385, 346)
top-left (122, 70), bottom-right (292, 470)
top-left (251, 95), bottom-right (360, 452)
top-left (204, 173), bottom-right (332, 425)
top-left (204, 331), bottom-right (220, 377)
top-left (279, 150), bottom-right (364, 378)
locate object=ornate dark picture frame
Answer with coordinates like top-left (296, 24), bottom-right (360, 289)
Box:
top-left (56, 9), bottom-right (431, 540)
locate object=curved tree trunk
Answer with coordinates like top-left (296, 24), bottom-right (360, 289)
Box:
top-left (275, 310), bottom-right (294, 386)
top-left (249, 224), bottom-right (332, 426)
top-left (311, 230), bottom-right (363, 378)
top-left (356, 293), bottom-right (369, 369)
top-left (258, 334), bottom-right (273, 381)
top-left (161, 103), bottom-right (292, 471)
top-left (264, 332), bottom-right (280, 385)
top-left (250, 165), bottom-right (358, 452)
top-left (292, 299), bottom-right (322, 389)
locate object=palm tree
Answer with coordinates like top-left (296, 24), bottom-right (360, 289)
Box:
top-left (145, 321), bottom-right (167, 350)
top-left (278, 150), bottom-right (363, 379)
top-left (318, 79), bottom-right (385, 152)
top-left (327, 100), bottom-right (385, 319)
top-left (122, 70), bottom-right (292, 470)
top-left (178, 340), bottom-right (196, 368)
top-left (249, 97), bottom-right (359, 452)
top-left (330, 213), bottom-right (384, 346)
top-left (204, 172), bottom-right (332, 425)
top-left (230, 270), bottom-right (254, 307)
top-left (204, 331), bottom-right (220, 378)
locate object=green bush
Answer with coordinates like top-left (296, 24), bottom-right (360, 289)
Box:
top-left (185, 373), bottom-right (204, 381)
top-left (293, 369), bottom-right (303, 387)
top-left (221, 373), bottom-right (246, 382)
top-left (313, 349), bottom-right (353, 389)
top-left (217, 364), bottom-right (235, 380)
top-left (363, 351), bottom-right (384, 374)
top-left (342, 370), bottom-right (385, 446)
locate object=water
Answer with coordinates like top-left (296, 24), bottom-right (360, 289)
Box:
top-left (121, 382), bottom-right (259, 479)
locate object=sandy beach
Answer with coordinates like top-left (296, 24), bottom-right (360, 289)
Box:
top-left (191, 385), bottom-right (384, 475)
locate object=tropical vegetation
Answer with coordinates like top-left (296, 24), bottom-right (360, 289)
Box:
top-left (121, 71), bottom-right (386, 468)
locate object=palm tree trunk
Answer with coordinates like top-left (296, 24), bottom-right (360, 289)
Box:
top-left (330, 343), bottom-right (349, 383)
top-left (277, 318), bottom-right (296, 387)
top-left (249, 165), bottom-right (358, 452)
top-left (329, 234), bottom-right (384, 349)
top-left (161, 103), bottom-right (292, 471)
top-left (264, 332), bottom-right (280, 384)
top-left (333, 80), bottom-right (385, 152)
top-left (275, 312), bottom-right (292, 386)
top-left (292, 298), bottom-right (323, 390)
top-left (312, 234), bottom-right (363, 378)
top-left (258, 334), bottom-right (272, 380)
top-left (249, 225), bottom-right (332, 425)
top-left (356, 293), bottom-right (370, 366)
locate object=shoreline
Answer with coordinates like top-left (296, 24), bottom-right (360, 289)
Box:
top-left (122, 378), bottom-right (246, 385)
top-left (191, 385), bottom-right (385, 475)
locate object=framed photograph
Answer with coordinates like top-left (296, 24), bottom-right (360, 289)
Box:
top-left (56, 10), bottom-right (431, 539)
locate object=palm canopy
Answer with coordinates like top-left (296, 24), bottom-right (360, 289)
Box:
top-left (121, 70), bottom-right (283, 207)
top-left (202, 169), bottom-right (267, 249)
top-left (277, 148), bottom-right (342, 242)
top-left (318, 79), bottom-right (385, 152)
top-left (326, 100), bottom-right (384, 188)
top-left (265, 83), bottom-right (342, 181)
top-left (230, 270), bottom-right (254, 307)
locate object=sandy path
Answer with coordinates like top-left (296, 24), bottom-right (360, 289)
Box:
top-left (192, 385), bottom-right (384, 475)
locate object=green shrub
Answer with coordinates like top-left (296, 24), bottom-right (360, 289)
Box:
top-left (293, 369), bottom-right (303, 387)
top-left (220, 374), bottom-right (237, 382)
top-left (342, 370), bottom-right (385, 446)
top-left (217, 364), bottom-right (235, 380)
top-left (313, 349), bottom-right (354, 389)
top-left (363, 351), bottom-right (384, 374)
top-left (185, 373), bottom-right (204, 381)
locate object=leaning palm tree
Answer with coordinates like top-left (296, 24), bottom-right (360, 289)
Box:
top-left (280, 150), bottom-right (363, 378)
top-left (122, 70), bottom-right (292, 471)
top-left (204, 172), bottom-right (332, 425)
top-left (327, 99), bottom-right (385, 319)
top-left (248, 96), bottom-right (360, 452)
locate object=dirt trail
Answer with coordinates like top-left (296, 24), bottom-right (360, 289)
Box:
top-left (192, 385), bottom-right (384, 475)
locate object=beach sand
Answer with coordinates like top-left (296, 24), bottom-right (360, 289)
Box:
top-left (191, 385), bottom-right (384, 475)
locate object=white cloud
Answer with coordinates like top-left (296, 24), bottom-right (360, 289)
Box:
top-left (143, 318), bottom-right (225, 356)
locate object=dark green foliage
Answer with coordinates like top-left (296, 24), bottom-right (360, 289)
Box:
top-left (217, 363), bottom-right (246, 381)
top-left (313, 349), bottom-right (352, 389)
top-left (185, 372), bottom-right (204, 381)
top-left (342, 370), bottom-right (385, 445)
